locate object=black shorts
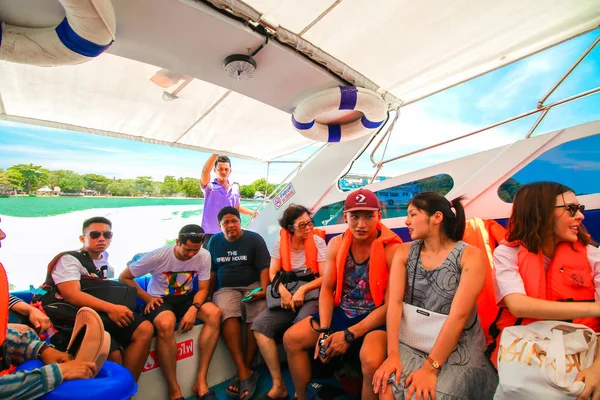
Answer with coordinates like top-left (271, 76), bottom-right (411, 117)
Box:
top-left (100, 312), bottom-right (147, 353)
top-left (142, 293), bottom-right (197, 323)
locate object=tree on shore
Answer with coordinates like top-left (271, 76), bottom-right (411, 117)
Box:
top-left (2, 163), bottom-right (278, 198)
top-left (82, 174), bottom-right (112, 194)
top-left (240, 178), bottom-right (277, 198)
top-left (7, 164), bottom-right (49, 193)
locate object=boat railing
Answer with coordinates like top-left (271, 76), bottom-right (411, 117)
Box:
top-left (243, 143), bottom-right (327, 228)
top-left (367, 34), bottom-right (600, 183)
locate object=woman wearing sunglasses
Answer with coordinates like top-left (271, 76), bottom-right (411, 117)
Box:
top-left (491, 181), bottom-right (600, 397)
top-left (251, 204), bottom-right (326, 400)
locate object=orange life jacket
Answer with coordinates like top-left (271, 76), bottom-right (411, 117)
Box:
top-left (279, 228), bottom-right (325, 275)
top-left (0, 261), bottom-right (16, 376)
top-left (334, 223), bottom-right (402, 307)
top-left (462, 218), bottom-right (507, 348)
top-left (488, 240), bottom-right (599, 368)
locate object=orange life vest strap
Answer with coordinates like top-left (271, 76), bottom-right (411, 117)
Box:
top-left (279, 229), bottom-right (321, 274)
top-left (334, 223), bottom-right (402, 307)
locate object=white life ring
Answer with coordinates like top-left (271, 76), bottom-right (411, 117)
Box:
top-left (0, 0), bottom-right (116, 66)
top-left (292, 86), bottom-right (387, 142)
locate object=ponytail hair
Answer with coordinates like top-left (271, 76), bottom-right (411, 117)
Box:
top-left (408, 192), bottom-right (466, 241)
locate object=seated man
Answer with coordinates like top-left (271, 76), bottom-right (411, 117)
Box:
top-left (1, 215), bottom-right (96, 399)
top-left (283, 189), bottom-right (402, 400)
top-left (34, 216), bottom-right (154, 381)
top-left (119, 224), bottom-right (221, 400)
top-left (208, 207), bottom-right (270, 400)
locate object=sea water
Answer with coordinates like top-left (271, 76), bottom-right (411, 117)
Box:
top-left (0, 197), bottom-right (259, 290)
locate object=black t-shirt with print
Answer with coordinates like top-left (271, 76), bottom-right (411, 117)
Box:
top-left (208, 230), bottom-right (270, 288)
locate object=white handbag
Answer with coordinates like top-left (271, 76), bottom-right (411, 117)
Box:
top-left (494, 321), bottom-right (597, 399)
top-left (399, 243), bottom-right (475, 354)
top-left (400, 302), bottom-right (449, 354)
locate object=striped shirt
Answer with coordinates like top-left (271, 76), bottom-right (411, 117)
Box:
top-left (9, 294), bottom-right (24, 309)
top-left (0, 328), bottom-right (63, 400)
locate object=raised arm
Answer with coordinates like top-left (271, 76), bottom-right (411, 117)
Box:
top-left (201, 154), bottom-right (218, 189)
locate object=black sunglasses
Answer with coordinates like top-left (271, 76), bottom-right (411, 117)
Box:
top-left (89, 231), bottom-right (113, 239)
top-left (179, 232), bottom-right (205, 243)
top-left (555, 203), bottom-right (585, 217)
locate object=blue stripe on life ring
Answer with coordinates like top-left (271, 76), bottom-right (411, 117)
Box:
top-left (339, 86), bottom-right (358, 110)
top-left (292, 115), bottom-right (315, 130)
top-left (55, 18), bottom-right (113, 58)
top-left (361, 115), bottom-right (384, 129)
top-left (328, 124), bottom-right (341, 142)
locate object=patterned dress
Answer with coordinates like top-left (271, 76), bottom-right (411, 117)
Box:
top-left (391, 240), bottom-right (498, 399)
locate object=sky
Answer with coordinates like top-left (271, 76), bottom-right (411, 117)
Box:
top-left (1, 29), bottom-right (599, 185)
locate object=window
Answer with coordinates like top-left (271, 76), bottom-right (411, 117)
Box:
top-left (313, 174), bottom-right (454, 226)
top-left (498, 134), bottom-right (600, 202)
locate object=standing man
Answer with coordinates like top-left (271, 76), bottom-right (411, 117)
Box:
top-left (283, 189), bottom-right (402, 400)
top-left (37, 217), bottom-right (154, 381)
top-left (200, 154), bottom-right (256, 249)
top-left (208, 207), bottom-right (270, 400)
top-left (119, 224), bottom-right (221, 400)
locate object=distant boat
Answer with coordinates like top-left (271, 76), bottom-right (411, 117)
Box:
top-left (28, 194), bottom-right (37, 197)
top-left (0, 193), bottom-right (10, 198)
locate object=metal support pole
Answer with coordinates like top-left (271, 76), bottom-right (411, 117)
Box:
top-left (375, 86), bottom-right (600, 166)
top-left (537, 35), bottom-right (600, 109)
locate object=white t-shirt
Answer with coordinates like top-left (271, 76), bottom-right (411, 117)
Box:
top-left (270, 234), bottom-right (326, 272)
top-left (493, 244), bottom-right (600, 307)
top-left (128, 245), bottom-right (211, 297)
top-left (52, 251), bottom-right (110, 285)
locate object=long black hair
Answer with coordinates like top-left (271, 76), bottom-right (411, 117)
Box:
top-left (409, 192), bottom-right (466, 241)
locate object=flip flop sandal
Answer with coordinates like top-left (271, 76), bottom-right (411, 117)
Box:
top-left (239, 371), bottom-right (260, 400)
top-left (225, 374), bottom-right (240, 398)
top-left (196, 390), bottom-right (218, 400)
top-left (67, 306), bottom-right (110, 377)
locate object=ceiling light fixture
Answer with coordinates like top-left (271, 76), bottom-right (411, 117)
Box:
top-left (223, 27), bottom-right (269, 82)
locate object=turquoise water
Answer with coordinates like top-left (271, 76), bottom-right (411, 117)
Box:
top-left (0, 196), bottom-right (207, 217)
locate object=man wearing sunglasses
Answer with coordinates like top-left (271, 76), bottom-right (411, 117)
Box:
top-left (119, 224), bottom-right (221, 400)
top-left (42, 216), bottom-right (154, 382)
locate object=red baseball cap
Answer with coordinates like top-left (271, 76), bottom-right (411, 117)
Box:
top-left (344, 188), bottom-right (380, 212)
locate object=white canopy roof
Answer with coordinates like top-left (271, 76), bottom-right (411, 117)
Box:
top-left (0, 0), bottom-right (598, 161)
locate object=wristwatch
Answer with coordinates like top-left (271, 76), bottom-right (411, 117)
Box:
top-left (192, 302), bottom-right (201, 311)
top-left (343, 329), bottom-right (355, 344)
top-left (426, 356), bottom-right (441, 370)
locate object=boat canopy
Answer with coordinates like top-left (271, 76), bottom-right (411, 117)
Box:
top-left (0, 0), bottom-right (598, 161)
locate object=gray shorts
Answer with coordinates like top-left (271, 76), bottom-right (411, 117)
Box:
top-left (213, 282), bottom-right (267, 324)
top-left (251, 300), bottom-right (319, 339)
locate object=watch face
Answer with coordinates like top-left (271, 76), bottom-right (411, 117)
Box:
top-left (344, 330), bottom-right (354, 343)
